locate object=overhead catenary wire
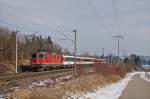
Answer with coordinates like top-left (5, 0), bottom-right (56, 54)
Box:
top-left (86, 0), bottom-right (119, 56)
top-left (86, 0), bottom-right (113, 37)
top-left (111, 0), bottom-right (126, 57)
top-left (111, 0), bottom-right (122, 35)
top-left (57, 30), bottom-right (74, 43)
top-left (1, 0), bottom-right (114, 38)
top-left (0, 0), bottom-right (126, 57)
top-left (0, 10), bottom-right (57, 33)
top-left (0, 1), bottom-right (78, 45)
top-left (0, 2), bottom-right (76, 53)
top-left (0, 20), bottom-right (35, 33)
top-left (0, 1), bottom-right (82, 50)
top-left (0, 1), bottom-right (71, 32)
top-left (0, 10), bottom-right (47, 31)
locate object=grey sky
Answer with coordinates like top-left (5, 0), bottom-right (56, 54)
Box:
top-left (0, 0), bottom-right (150, 56)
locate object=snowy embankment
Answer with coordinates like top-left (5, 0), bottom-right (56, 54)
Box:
top-left (68, 72), bottom-right (139, 99)
top-left (140, 72), bottom-right (150, 83)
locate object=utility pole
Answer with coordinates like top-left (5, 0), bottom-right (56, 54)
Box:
top-left (102, 48), bottom-right (105, 57)
top-left (15, 31), bottom-right (18, 73)
top-left (114, 35), bottom-right (123, 64)
top-left (15, 30), bottom-right (20, 73)
top-left (73, 29), bottom-right (77, 76)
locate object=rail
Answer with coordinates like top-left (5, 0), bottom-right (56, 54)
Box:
top-left (0, 68), bottom-right (74, 81)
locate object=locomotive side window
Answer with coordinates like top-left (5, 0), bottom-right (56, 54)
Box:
top-left (38, 54), bottom-right (43, 58)
top-left (37, 54), bottom-right (47, 59)
top-left (32, 54), bottom-right (36, 58)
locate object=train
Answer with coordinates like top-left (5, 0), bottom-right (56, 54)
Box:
top-left (31, 50), bottom-right (106, 71)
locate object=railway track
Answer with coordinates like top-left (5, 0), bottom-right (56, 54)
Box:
top-left (0, 68), bottom-right (74, 82)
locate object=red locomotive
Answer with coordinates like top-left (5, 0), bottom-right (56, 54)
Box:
top-left (31, 50), bottom-right (106, 71)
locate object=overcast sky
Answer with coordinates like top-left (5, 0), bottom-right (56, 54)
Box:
top-left (0, 0), bottom-right (150, 56)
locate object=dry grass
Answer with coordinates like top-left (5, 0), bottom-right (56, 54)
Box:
top-left (13, 73), bottom-right (122, 99)
top-left (13, 89), bottom-right (31, 99)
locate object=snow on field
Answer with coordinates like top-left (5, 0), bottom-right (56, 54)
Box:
top-left (0, 95), bottom-right (5, 99)
top-left (68, 72), bottom-right (139, 99)
top-left (140, 72), bottom-right (150, 83)
top-left (29, 75), bottom-right (73, 88)
top-left (0, 75), bottom-right (73, 99)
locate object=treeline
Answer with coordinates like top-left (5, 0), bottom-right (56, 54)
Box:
top-left (0, 27), bottom-right (62, 64)
top-left (123, 54), bottom-right (142, 70)
top-left (102, 54), bottom-right (143, 71)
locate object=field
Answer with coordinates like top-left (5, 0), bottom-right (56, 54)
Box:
top-left (0, 62), bottom-right (130, 99)
top-left (12, 73), bottom-right (122, 99)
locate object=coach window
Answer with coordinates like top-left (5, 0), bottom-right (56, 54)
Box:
top-left (66, 57), bottom-right (70, 61)
top-left (71, 58), bottom-right (74, 61)
top-left (77, 58), bottom-right (80, 61)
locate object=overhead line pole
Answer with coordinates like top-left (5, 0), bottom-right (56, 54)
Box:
top-left (114, 35), bottom-right (123, 64)
top-left (57, 30), bottom-right (77, 76)
top-left (15, 30), bottom-right (18, 73)
top-left (102, 48), bottom-right (105, 57)
top-left (73, 29), bottom-right (77, 76)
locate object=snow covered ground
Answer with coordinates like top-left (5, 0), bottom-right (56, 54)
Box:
top-left (68, 72), bottom-right (139, 99)
top-left (140, 72), bottom-right (150, 83)
top-left (0, 95), bottom-right (5, 99)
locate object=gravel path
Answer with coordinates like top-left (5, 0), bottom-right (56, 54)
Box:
top-left (119, 74), bottom-right (150, 99)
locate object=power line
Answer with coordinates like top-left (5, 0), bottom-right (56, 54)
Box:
top-left (1, 7), bottom-right (72, 38)
top-left (0, 1), bottom-right (71, 31)
top-left (86, 0), bottom-right (113, 37)
top-left (0, 20), bottom-right (36, 33)
top-left (111, 0), bottom-right (121, 35)
top-left (1, 9), bottom-right (55, 35)
top-left (0, 6), bottom-right (57, 32)
top-left (111, 0), bottom-right (127, 58)
top-left (57, 30), bottom-right (74, 43)
top-left (1, 9), bottom-right (40, 26)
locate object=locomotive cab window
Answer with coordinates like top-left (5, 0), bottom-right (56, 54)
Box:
top-left (32, 54), bottom-right (36, 58)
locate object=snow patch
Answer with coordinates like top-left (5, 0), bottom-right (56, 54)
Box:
top-left (140, 72), bottom-right (150, 83)
top-left (66, 72), bottom-right (139, 99)
top-left (0, 95), bottom-right (5, 99)
top-left (29, 75), bottom-right (73, 88)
